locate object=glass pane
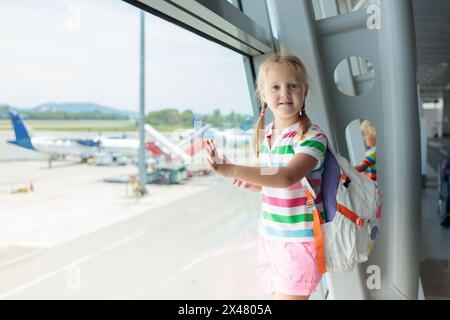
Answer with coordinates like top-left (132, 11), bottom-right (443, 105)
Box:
top-left (334, 56), bottom-right (376, 96)
top-left (345, 119), bottom-right (378, 183)
top-left (0, 0), bottom-right (258, 299)
top-left (226, 0), bottom-right (241, 10)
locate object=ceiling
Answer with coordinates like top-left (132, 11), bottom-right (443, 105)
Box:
top-left (413, 0), bottom-right (450, 99)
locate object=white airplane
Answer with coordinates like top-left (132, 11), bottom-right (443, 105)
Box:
top-left (92, 123), bottom-right (212, 165)
top-left (7, 111), bottom-right (99, 164)
top-left (7, 111), bottom-right (208, 167)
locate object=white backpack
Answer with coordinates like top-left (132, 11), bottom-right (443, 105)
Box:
top-left (301, 146), bottom-right (382, 274)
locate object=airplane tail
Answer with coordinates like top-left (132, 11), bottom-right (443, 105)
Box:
top-left (144, 124), bottom-right (191, 163)
top-left (7, 111), bottom-right (35, 150)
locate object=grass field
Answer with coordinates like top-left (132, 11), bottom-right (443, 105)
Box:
top-left (0, 120), bottom-right (190, 132)
top-left (0, 120), bottom-right (136, 131)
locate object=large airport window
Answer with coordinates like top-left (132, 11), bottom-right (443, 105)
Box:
top-left (0, 0), bottom-right (261, 299)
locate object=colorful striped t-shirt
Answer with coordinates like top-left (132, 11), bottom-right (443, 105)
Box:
top-left (258, 122), bottom-right (327, 243)
top-left (360, 147), bottom-right (377, 182)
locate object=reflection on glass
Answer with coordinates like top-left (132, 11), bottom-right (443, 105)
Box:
top-left (353, 119), bottom-right (377, 182)
top-left (334, 56), bottom-right (375, 96)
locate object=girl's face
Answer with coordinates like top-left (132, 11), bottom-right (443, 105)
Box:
top-left (363, 128), bottom-right (376, 147)
top-left (261, 63), bottom-right (307, 123)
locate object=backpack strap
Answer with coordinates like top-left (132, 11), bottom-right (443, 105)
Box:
top-left (337, 204), bottom-right (365, 227)
top-left (301, 177), bottom-right (327, 276)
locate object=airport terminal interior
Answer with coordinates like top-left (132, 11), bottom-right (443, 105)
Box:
top-left (1, 0), bottom-right (450, 300)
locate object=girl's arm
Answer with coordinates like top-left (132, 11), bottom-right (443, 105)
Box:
top-left (232, 179), bottom-right (262, 192)
top-left (354, 162), bottom-right (369, 172)
top-left (227, 155), bottom-right (318, 188)
top-left (219, 153), bottom-right (262, 192)
top-left (205, 140), bottom-right (317, 189)
top-left (232, 159), bottom-right (263, 192)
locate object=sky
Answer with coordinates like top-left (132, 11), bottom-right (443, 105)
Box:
top-left (0, 0), bottom-right (254, 115)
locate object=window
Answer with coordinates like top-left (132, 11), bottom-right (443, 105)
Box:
top-left (0, 0), bottom-right (259, 299)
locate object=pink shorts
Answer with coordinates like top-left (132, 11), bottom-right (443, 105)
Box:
top-left (256, 236), bottom-right (322, 297)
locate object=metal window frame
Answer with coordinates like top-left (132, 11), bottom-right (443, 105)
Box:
top-left (123, 0), bottom-right (274, 57)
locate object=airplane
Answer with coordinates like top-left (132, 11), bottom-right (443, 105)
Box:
top-left (7, 110), bottom-right (99, 166)
top-left (7, 110), bottom-right (209, 167)
top-left (89, 122), bottom-right (211, 166)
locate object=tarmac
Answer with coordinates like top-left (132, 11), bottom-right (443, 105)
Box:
top-left (0, 159), bottom-right (211, 247)
top-left (0, 166), bottom-right (266, 299)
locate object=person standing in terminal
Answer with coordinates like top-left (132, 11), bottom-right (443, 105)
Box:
top-left (204, 54), bottom-right (328, 300)
top-left (354, 120), bottom-right (377, 182)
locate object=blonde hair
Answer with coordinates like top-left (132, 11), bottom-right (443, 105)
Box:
top-left (252, 54), bottom-right (312, 158)
top-left (361, 120), bottom-right (376, 137)
top-left (361, 119), bottom-right (376, 147)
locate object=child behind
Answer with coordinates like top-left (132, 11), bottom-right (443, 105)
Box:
top-left (205, 54), bottom-right (328, 300)
top-left (354, 120), bottom-right (377, 182)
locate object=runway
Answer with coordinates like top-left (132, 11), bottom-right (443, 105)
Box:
top-left (0, 178), bottom-right (266, 299)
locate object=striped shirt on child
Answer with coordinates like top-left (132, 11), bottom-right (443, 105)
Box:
top-left (258, 122), bottom-right (327, 242)
top-left (360, 147), bottom-right (377, 182)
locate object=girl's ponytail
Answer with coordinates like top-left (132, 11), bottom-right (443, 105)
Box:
top-left (298, 99), bottom-right (312, 136)
top-left (253, 102), bottom-right (267, 158)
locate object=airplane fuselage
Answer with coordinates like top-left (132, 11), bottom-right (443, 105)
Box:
top-left (30, 137), bottom-right (97, 159)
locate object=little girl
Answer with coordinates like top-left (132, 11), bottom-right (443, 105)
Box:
top-left (205, 54), bottom-right (328, 300)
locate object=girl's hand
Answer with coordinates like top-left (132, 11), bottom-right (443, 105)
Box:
top-left (353, 163), bottom-right (367, 173)
top-left (204, 139), bottom-right (233, 178)
top-left (232, 179), bottom-right (262, 192)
